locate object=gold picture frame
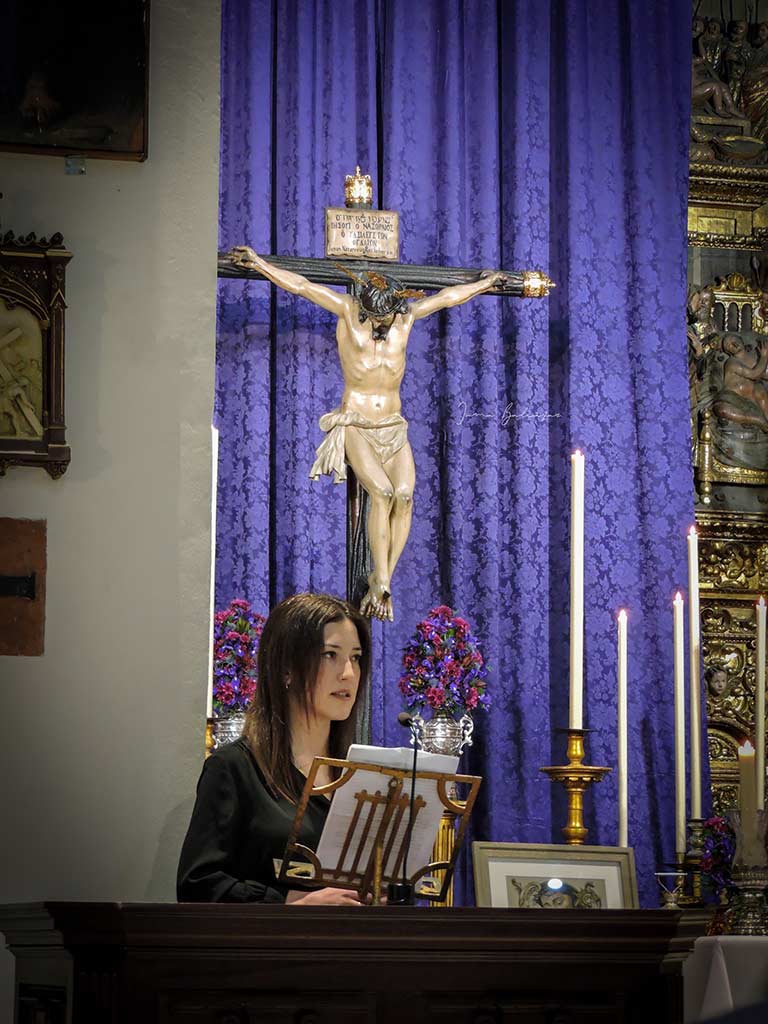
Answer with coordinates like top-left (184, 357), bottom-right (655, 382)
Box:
top-left (472, 842), bottom-right (638, 910)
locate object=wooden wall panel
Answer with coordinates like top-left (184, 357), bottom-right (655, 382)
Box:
top-left (0, 517), bottom-right (46, 656)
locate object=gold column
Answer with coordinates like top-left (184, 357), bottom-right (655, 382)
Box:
top-left (428, 797), bottom-right (465, 908)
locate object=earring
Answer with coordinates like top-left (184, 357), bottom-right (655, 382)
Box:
top-left (284, 677), bottom-right (291, 690)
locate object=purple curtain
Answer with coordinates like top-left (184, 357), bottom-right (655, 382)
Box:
top-left (217, 0), bottom-right (694, 906)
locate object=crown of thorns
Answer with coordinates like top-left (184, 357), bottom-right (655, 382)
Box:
top-left (334, 262), bottom-right (425, 302)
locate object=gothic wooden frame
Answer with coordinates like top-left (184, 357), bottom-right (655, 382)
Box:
top-left (0, 232), bottom-right (72, 478)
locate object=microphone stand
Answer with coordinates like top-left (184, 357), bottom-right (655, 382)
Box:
top-left (387, 716), bottom-right (419, 905)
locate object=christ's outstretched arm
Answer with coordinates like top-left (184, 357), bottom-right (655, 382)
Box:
top-left (409, 271), bottom-right (506, 321)
top-left (229, 247), bottom-right (350, 317)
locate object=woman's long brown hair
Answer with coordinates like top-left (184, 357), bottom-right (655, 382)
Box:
top-left (242, 592), bottom-right (371, 802)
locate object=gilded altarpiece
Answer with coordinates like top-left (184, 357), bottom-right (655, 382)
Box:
top-left (687, 4), bottom-right (768, 811)
top-left (697, 515), bottom-right (768, 812)
top-left (689, 275), bottom-right (768, 812)
top-left (688, 226), bottom-right (768, 814)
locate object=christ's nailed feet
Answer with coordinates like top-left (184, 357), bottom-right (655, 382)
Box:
top-left (360, 573), bottom-right (394, 621)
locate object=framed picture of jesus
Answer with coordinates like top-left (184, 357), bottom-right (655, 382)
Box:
top-left (472, 842), bottom-right (638, 910)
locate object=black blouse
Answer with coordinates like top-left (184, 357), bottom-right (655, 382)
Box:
top-left (177, 738), bottom-right (329, 903)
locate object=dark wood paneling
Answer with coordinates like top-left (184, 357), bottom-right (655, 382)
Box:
top-left (0, 903), bottom-right (708, 1024)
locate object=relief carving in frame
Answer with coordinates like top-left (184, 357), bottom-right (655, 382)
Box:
top-left (0, 232), bottom-right (72, 477)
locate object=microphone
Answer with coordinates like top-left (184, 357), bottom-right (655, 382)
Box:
top-left (387, 712), bottom-right (419, 906)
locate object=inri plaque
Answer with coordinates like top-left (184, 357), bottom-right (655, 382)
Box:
top-left (325, 207), bottom-right (400, 262)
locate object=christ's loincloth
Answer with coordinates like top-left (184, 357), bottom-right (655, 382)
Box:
top-left (309, 409), bottom-right (409, 483)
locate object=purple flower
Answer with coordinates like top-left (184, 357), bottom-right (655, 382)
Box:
top-left (399, 607), bottom-right (489, 717)
top-left (211, 599), bottom-right (266, 713)
top-left (700, 816), bottom-right (736, 902)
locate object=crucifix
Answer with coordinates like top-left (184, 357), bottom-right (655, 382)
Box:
top-left (217, 170), bottom-right (553, 622)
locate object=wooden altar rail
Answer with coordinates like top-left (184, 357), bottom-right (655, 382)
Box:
top-left (0, 902), bottom-right (710, 1024)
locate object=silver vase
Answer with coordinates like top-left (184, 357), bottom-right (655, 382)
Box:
top-left (211, 711), bottom-right (246, 750)
top-left (412, 709), bottom-right (474, 756)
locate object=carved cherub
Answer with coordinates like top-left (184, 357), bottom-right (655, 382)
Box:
top-left (720, 334), bottom-right (768, 429)
top-left (706, 666), bottom-right (730, 699)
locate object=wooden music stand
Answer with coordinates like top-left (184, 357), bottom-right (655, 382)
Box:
top-left (277, 756), bottom-right (481, 903)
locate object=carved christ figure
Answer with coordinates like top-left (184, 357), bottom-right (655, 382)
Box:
top-left (230, 246), bottom-right (506, 621)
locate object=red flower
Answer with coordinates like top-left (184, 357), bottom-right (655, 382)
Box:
top-left (215, 681), bottom-right (236, 705)
top-left (426, 686), bottom-right (446, 708)
top-left (430, 605), bottom-right (453, 619)
top-left (239, 677), bottom-right (257, 702)
top-left (443, 659), bottom-right (461, 681)
top-left (465, 686), bottom-right (479, 710)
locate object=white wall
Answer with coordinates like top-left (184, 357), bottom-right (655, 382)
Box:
top-left (0, 0), bottom-right (220, 1015)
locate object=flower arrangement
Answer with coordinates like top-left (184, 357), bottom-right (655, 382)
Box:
top-left (398, 605), bottom-right (490, 716)
top-left (700, 815), bottom-right (736, 902)
top-left (212, 598), bottom-right (265, 715)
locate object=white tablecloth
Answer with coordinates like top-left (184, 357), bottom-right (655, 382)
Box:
top-left (684, 936), bottom-right (768, 1022)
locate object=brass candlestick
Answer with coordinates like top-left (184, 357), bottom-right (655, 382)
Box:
top-left (540, 729), bottom-right (612, 845)
top-left (680, 817), bottom-right (706, 905)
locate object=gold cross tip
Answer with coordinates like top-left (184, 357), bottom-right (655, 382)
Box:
top-left (522, 271), bottom-right (556, 298)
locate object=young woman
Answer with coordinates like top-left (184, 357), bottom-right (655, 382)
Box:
top-left (177, 592), bottom-right (370, 905)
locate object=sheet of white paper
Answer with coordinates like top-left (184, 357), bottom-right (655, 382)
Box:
top-left (314, 745), bottom-right (459, 885)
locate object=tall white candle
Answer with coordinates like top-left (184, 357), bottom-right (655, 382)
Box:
top-left (206, 424), bottom-right (220, 719)
top-left (569, 450), bottom-right (585, 730)
top-left (737, 742), bottom-right (766, 866)
top-left (617, 609), bottom-right (628, 847)
top-left (687, 526), bottom-right (702, 819)
top-left (673, 592), bottom-right (686, 859)
top-left (757, 597), bottom-right (766, 811)
top-left (740, 741), bottom-right (757, 820)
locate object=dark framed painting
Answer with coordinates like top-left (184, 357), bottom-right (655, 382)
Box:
top-left (0, 232), bottom-right (72, 478)
top-left (0, 0), bottom-right (150, 161)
